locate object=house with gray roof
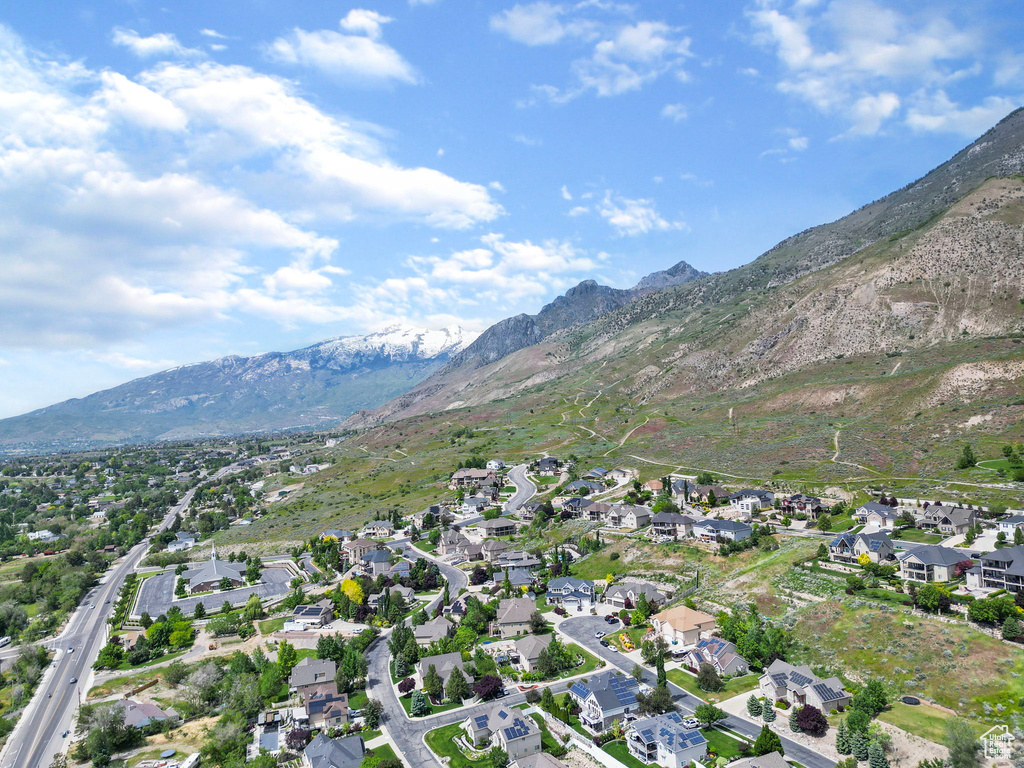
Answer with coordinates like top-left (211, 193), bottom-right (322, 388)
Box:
top-left (360, 549), bottom-right (392, 577)
top-left (463, 703), bottom-right (542, 761)
top-left (569, 670), bottom-right (641, 731)
top-left (182, 547), bottom-right (246, 594)
top-left (680, 637), bottom-right (749, 677)
top-left (111, 699), bottom-right (171, 729)
top-left (626, 711), bottom-right (708, 768)
top-left (759, 659), bottom-right (850, 711)
top-left (997, 514), bottom-right (1024, 537)
top-left (650, 512), bottom-right (695, 539)
top-left (856, 502), bottom-right (900, 530)
top-left (547, 576), bottom-right (595, 612)
top-left (978, 544), bottom-right (1024, 593)
top-left (728, 489), bottom-right (775, 512)
top-left (515, 633), bottom-right (553, 673)
top-left (920, 505), bottom-right (977, 536)
top-left (489, 597), bottom-right (537, 638)
top-left (829, 531), bottom-right (894, 564)
top-left (417, 652), bottom-right (468, 686)
top-left (604, 582), bottom-right (665, 611)
top-left (478, 518), bottom-right (517, 537)
top-left (413, 616), bottom-right (454, 646)
top-left (303, 734), bottom-right (364, 768)
top-left (897, 545), bottom-right (970, 583)
top-left (291, 598), bottom-right (335, 628)
top-left (494, 567), bottom-right (536, 590)
top-left (692, 518), bottom-right (752, 543)
top-left (289, 657), bottom-right (336, 694)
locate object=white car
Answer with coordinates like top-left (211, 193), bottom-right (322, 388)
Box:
top-left (66, 647), bottom-right (74, 654)
top-left (594, 631), bottom-right (605, 638)
top-left (683, 718), bottom-right (700, 730)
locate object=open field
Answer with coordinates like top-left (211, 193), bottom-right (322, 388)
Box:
top-left (666, 670), bottom-right (760, 703)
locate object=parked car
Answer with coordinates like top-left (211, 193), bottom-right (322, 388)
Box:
top-left (594, 630), bottom-right (605, 638)
top-left (683, 718), bottom-right (700, 730)
top-left (604, 615), bottom-right (619, 624)
top-left (599, 640), bottom-right (611, 648)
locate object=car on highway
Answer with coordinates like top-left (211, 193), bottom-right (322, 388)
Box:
top-left (70, 677), bottom-right (77, 683)
top-left (66, 647), bottom-right (74, 654)
top-left (683, 718), bottom-right (700, 730)
top-left (105, 599), bottom-right (110, 604)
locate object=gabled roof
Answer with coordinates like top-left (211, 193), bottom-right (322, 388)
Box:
top-left (898, 545), bottom-right (967, 567)
top-left (605, 582), bottom-right (663, 602)
top-left (515, 633), bottom-right (552, 659)
top-left (653, 605), bottom-right (716, 632)
top-left (1000, 514), bottom-right (1024, 525)
top-left (548, 576), bottom-right (593, 591)
top-left (729, 489), bottom-right (774, 501)
top-left (290, 657), bottom-right (336, 688)
top-left (980, 544), bottom-right (1024, 577)
top-left (858, 501), bottom-right (895, 515)
top-left (361, 549), bottom-right (391, 563)
top-left (495, 597), bottom-right (536, 625)
top-left (304, 734), bottom-right (364, 768)
top-left (472, 703), bottom-right (537, 741)
top-left (694, 518), bottom-right (752, 533)
top-left (628, 711), bottom-right (706, 753)
top-left (569, 670), bottom-right (639, 710)
top-left (651, 511), bottom-right (693, 525)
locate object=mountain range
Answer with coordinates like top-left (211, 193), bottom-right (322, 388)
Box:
top-left (0, 325), bottom-right (475, 453)
top-left (4, 107), bottom-right (1024, 460)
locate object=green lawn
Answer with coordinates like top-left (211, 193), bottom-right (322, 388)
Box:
top-left (425, 723), bottom-right (490, 768)
top-left (665, 669), bottom-right (760, 703)
top-left (258, 616), bottom-right (287, 634)
top-left (399, 692), bottom-right (465, 717)
top-left (894, 528), bottom-right (945, 544)
top-left (603, 740), bottom-right (649, 768)
top-left (826, 517), bottom-right (859, 533)
top-left (363, 742), bottom-right (397, 766)
top-left (877, 702), bottom-right (962, 744)
top-left (349, 689), bottom-right (369, 712)
top-left (563, 643), bottom-right (603, 677)
top-left (702, 727), bottom-right (748, 759)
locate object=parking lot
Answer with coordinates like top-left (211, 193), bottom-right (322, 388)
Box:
top-left (132, 566), bottom-right (295, 619)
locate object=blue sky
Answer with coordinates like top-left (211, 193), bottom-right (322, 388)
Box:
top-left (0, 0), bottom-right (1022, 418)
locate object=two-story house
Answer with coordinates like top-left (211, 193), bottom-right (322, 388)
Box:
top-left (680, 637), bottom-right (749, 676)
top-left (289, 658), bottom-right (336, 695)
top-left (759, 659), bottom-right (850, 711)
top-left (569, 671), bottom-right (641, 731)
top-left (650, 605), bottom-right (716, 647)
top-left (692, 519), bottom-right (752, 543)
top-left (546, 576), bottom-right (595, 612)
top-left (604, 582), bottom-right (665, 611)
top-left (920, 505), bottom-right (977, 536)
top-left (650, 512), bottom-right (695, 539)
top-left (856, 502), bottom-right (900, 530)
top-left (489, 597), bottom-right (537, 638)
top-left (728, 489), bottom-right (775, 513)
top-left (829, 531), bottom-right (894, 564)
top-left (626, 712), bottom-right (708, 768)
top-left (897, 545), bottom-right (969, 582)
top-left (462, 704), bottom-right (542, 761)
top-left (977, 545), bottom-right (1024, 593)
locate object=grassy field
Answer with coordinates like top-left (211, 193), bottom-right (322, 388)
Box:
top-left (258, 616), bottom-right (287, 634)
top-left (364, 742), bottom-right (398, 765)
top-left (666, 669), bottom-right (760, 703)
top-left (605, 626), bottom-right (647, 653)
top-left (399, 692), bottom-right (464, 717)
top-left (877, 702), bottom-right (955, 744)
top-left (793, 601), bottom-right (1024, 723)
top-left (425, 723), bottom-right (489, 768)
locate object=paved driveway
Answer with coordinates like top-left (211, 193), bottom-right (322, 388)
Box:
top-left (132, 566), bottom-right (294, 618)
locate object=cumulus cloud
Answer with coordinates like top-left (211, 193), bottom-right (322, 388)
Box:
top-left (492, 4), bottom-right (693, 101)
top-left (661, 102), bottom-right (688, 122)
top-left (0, 25), bottom-right (501, 349)
top-left (748, 0), bottom-right (990, 135)
top-left (598, 192), bottom-right (684, 236)
top-left (905, 90), bottom-right (1019, 136)
top-left (112, 28), bottom-right (200, 58)
top-left (265, 11), bottom-right (418, 84)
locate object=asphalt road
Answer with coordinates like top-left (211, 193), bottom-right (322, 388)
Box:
top-left (0, 463), bottom-right (243, 768)
top-left (558, 616), bottom-right (836, 768)
top-left (504, 464), bottom-right (537, 513)
top-left (132, 566), bottom-right (294, 619)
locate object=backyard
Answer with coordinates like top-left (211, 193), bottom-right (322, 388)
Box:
top-left (424, 723), bottom-right (489, 768)
top-left (665, 669), bottom-right (760, 703)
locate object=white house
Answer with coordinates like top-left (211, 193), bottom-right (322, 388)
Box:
top-left (626, 712), bottom-right (707, 768)
top-left (997, 513), bottom-right (1024, 537)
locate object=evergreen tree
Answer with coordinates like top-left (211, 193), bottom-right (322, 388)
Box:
top-left (423, 664), bottom-right (444, 700)
top-left (868, 741), bottom-right (889, 768)
top-left (446, 666), bottom-right (470, 703)
top-left (1015, 527), bottom-right (1024, 546)
top-left (194, 602), bottom-right (206, 619)
top-left (1002, 614), bottom-right (1020, 640)
top-left (696, 661), bottom-right (722, 692)
top-left (762, 703), bottom-right (776, 722)
top-left (410, 690), bottom-right (431, 717)
top-left (656, 654), bottom-right (667, 687)
top-left (752, 725), bottom-right (783, 757)
top-left (746, 695), bottom-right (763, 718)
top-left (852, 731), bottom-right (870, 761)
top-left (788, 707), bottom-right (799, 732)
top-left (540, 687), bottom-right (556, 712)
top-left (836, 720), bottom-right (851, 755)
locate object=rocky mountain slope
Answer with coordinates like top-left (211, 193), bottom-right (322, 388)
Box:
top-left (348, 108), bottom-right (1024, 429)
top-left (0, 325), bottom-right (475, 453)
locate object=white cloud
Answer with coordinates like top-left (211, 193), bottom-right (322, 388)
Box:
top-left (141, 62), bottom-right (501, 228)
top-left (661, 102), bottom-right (688, 122)
top-left (0, 25), bottom-right (502, 349)
top-left (788, 134), bottom-right (809, 150)
top-left (493, 5), bottom-right (692, 100)
top-left (265, 13), bottom-right (417, 85)
top-left (905, 90), bottom-right (1019, 136)
top-left (748, 0), bottom-right (988, 135)
top-left (598, 192), bottom-right (684, 235)
top-left (112, 28), bottom-right (200, 59)
top-left (568, 205), bottom-right (590, 216)
top-left (88, 350), bottom-right (177, 370)
top-left (200, 29), bottom-right (227, 39)
top-left (995, 52), bottom-right (1024, 87)
top-left (560, 185), bottom-right (573, 200)
top-left (491, 3), bottom-right (568, 46)
top-left (96, 72), bottom-right (188, 131)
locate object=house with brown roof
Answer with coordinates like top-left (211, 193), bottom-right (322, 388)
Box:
top-left (650, 605), bottom-right (716, 647)
top-left (304, 683), bottom-right (349, 730)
